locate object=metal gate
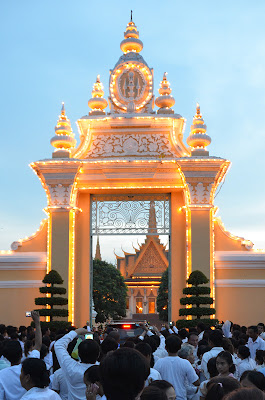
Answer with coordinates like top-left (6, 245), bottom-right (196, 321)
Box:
top-left (90, 194), bottom-right (171, 323)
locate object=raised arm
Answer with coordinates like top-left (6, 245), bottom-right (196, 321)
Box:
top-left (54, 328), bottom-right (88, 377)
top-left (31, 311), bottom-right (42, 352)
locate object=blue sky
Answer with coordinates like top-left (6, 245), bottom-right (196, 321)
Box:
top-left (1, 0), bottom-right (265, 255)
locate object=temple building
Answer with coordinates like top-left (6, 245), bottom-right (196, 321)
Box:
top-left (0, 17), bottom-right (265, 327)
top-left (115, 200), bottom-right (169, 319)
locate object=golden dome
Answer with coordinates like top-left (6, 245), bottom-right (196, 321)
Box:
top-left (187, 103), bottom-right (211, 156)
top-left (50, 103), bottom-right (76, 158)
top-left (120, 17), bottom-right (143, 54)
top-left (155, 73), bottom-right (175, 114)
top-left (88, 75), bottom-right (108, 115)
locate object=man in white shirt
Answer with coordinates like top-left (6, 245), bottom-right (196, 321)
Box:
top-left (54, 327), bottom-right (100, 400)
top-left (201, 330), bottom-right (224, 380)
top-left (258, 323), bottom-right (265, 340)
top-left (247, 325), bottom-right (265, 359)
top-left (0, 311), bottom-right (41, 400)
top-left (154, 335), bottom-right (199, 400)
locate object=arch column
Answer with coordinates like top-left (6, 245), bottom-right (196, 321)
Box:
top-left (31, 161), bottom-right (81, 324)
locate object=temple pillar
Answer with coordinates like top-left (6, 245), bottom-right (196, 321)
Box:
top-left (31, 161), bottom-right (81, 324)
top-left (75, 192), bottom-right (92, 327)
top-left (170, 191), bottom-right (186, 322)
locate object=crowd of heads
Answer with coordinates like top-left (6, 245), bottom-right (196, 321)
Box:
top-left (0, 317), bottom-right (264, 400)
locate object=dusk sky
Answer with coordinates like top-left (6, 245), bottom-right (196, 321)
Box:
top-left (1, 1), bottom-right (265, 260)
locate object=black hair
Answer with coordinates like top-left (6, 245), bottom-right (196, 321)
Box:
top-left (257, 323), bottom-right (265, 328)
top-left (84, 365), bottom-right (100, 383)
top-left (24, 340), bottom-right (33, 358)
top-left (150, 380), bottom-right (174, 391)
top-left (165, 335), bottom-right (182, 354)
top-left (144, 336), bottom-right (158, 353)
top-left (40, 344), bottom-right (48, 360)
top-left (101, 337), bottom-right (118, 356)
top-left (140, 386), bottom-right (167, 400)
top-left (248, 326), bottom-right (258, 334)
top-left (99, 347), bottom-right (149, 400)
top-left (207, 357), bottom-right (218, 378)
top-left (255, 350), bottom-right (265, 365)
top-left (122, 341), bottom-right (135, 349)
top-left (205, 376), bottom-right (240, 400)
top-left (240, 370), bottom-right (265, 391)
top-left (216, 351), bottom-right (236, 373)
top-left (178, 328), bottom-right (188, 339)
top-left (21, 358), bottom-right (50, 388)
top-left (0, 325), bottom-right (6, 335)
top-left (223, 387), bottom-right (265, 400)
top-left (3, 340), bottom-right (22, 364)
top-left (135, 342), bottom-right (152, 357)
top-left (78, 339), bottom-right (100, 364)
top-left (238, 345), bottom-right (250, 360)
top-left (209, 330), bottom-right (223, 347)
top-left (197, 322), bottom-right (206, 332)
top-left (197, 345), bottom-right (211, 358)
top-left (42, 336), bottom-right (51, 348)
top-left (222, 338), bottom-right (234, 355)
top-left (188, 332), bottom-right (198, 339)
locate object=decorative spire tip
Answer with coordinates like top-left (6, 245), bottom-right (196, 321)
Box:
top-left (130, 10), bottom-right (133, 22)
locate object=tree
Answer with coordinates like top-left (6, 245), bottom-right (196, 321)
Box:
top-left (93, 259), bottom-right (127, 323)
top-left (35, 270), bottom-right (68, 322)
top-left (156, 268), bottom-right (169, 321)
top-left (177, 270), bottom-right (218, 328)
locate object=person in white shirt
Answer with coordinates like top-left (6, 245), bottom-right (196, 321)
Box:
top-left (20, 358), bottom-right (60, 400)
top-left (0, 311), bottom-right (42, 400)
top-left (197, 322), bottom-right (206, 342)
top-left (236, 345), bottom-right (256, 379)
top-left (201, 330), bottom-right (224, 380)
top-left (54, 327), bottom-right (100, 400)
top-left (154, 335), bottom-right (199, 400)
top-left (258, 323), bottom-right (265, 340)
top-left (135, 342), bottom-right (162, 386)
top-left (187, 333), bottom-right (199, 362)
top-left (83, 365), bottom-right (104, 400)
top-left (247, 326), bottom-right (265, 359)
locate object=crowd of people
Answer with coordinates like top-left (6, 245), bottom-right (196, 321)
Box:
top-left (0, 314), bottom-right (265, 400)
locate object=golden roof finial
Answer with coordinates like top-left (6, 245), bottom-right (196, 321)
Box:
top-left (196, 102), bottom-right (201, 117)
top-left (155, 72), bottom-right (175, 114)
top-left (61, 102), bottom-right (65, 116)
top-left (120, 15), bottom-right (143, 53)
top-left (88, 76), bottom-right (108, 115)
top-left (186, 103), bottom-right (211, 156)
top-left (50, 103), bottom-right (76, 158)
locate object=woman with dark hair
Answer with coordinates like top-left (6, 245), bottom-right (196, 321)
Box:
top-left (223, 387), bottom-right (265, 400)
top-left (236, 346), bottom-right (256, 378)
top-left (20, 358), bottom-right (60, 399)
top-left (205, 376), bottom-right (240, 400)
top-left (140, 386), bottom-right (168, 400)
top-left (240, 370), bottom-right (265, 391)
top-left (216, 352), bottom-right (236, 378)
top-left (150, 380), bottom-right (176, 400)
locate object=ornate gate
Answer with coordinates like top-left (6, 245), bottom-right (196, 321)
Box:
top-left (90, 194), bottom-right (171, 323)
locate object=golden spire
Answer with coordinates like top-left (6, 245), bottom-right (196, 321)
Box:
top-left (94, 236), bottom-right (102, 261)
top-left (88, 75), bottom-right (108, 115)
top-left (148, 200), bottom-right (158, 235)
top-left (186, 103), bottom-right (211, 156)
top-left (50, 102), bottom-right (76, 158)
top-left (120, 16), bottom-right (143, 53)
top-left (155, 72), bottom-right (175, 114)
